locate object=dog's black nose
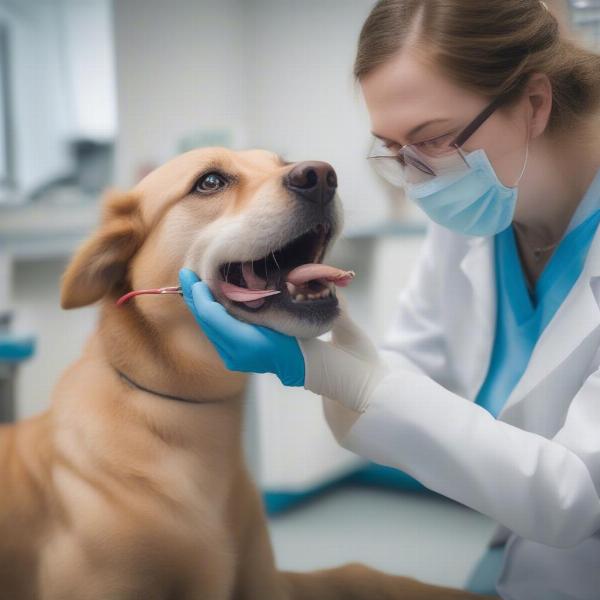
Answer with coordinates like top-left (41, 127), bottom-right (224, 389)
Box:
top-left (285, 161), bottom-right (337, 205)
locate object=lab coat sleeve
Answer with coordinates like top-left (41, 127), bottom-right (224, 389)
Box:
top-left (326, 366), bottom-right (600, 549)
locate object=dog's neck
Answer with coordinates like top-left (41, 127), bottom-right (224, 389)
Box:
top-left (114, 367), bottom-right (207, 405)
top-left (99, 297), bottom-right (247, 405)
top-left (57, 299), bottom-right (251, 478)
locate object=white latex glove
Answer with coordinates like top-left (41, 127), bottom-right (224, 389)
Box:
top-left (298, 301), bottom-right (390, 439)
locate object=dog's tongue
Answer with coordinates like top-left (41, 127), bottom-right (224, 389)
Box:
top-left (286, 264), bottom-right (355, 287)
top-left (218, 263), bottom-right (277, 308)
top-left (217, 261), bottom-right (355, 306)
top-left (218, 282), bottom-right (280, 302)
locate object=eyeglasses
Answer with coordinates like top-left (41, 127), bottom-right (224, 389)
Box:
top-left (368, 93), bottom-right (508, 187)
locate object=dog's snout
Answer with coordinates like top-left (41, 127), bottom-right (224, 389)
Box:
top-left (285, 161), bottom-right (337, 205)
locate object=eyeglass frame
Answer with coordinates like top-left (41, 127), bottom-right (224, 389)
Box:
top-left (368, 92), bottom-right (510, 178)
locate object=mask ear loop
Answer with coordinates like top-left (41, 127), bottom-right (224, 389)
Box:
top-left (513, 143), bottom-right (529, 187)
top-left (512, 109), bottom-right (532, 187)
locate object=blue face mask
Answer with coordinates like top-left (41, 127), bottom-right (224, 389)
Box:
top-left (405, 147), bottom-right (528, 237)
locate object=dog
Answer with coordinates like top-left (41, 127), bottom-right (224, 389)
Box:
top-left (0, 148), bottom-right (495, 599)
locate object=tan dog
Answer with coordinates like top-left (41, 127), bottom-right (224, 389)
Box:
top-left (0, 148), bottom-right (495, 600)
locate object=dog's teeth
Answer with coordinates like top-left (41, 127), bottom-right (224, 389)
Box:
top-left (291, 286), bottom-right (334, 303)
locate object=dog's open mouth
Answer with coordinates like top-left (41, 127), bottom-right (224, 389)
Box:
top-left (216, 223), bottom-right (354, 312)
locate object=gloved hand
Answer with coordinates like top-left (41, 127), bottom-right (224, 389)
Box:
top-left (179, 268), bottom-right (388, 412)
top-left (296, 302), bottom-right (389, 413)
top-left (179, 268), bottom-right (305, 386)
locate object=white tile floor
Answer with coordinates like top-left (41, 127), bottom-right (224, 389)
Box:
top-left (268, 485), bottom-right (497, 590)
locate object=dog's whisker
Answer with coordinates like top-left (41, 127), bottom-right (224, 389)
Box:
top-left (272, 251), bottom-right (280, 273)
top-left (225, 262), bottom-right (231, 284)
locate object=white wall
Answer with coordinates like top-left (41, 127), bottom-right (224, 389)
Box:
top-left (113, 0), bottom-right (248, 186)
top-left (112, 0), bottom-right (393, 234)
top-left (12, 258), bottom-right (98, 419)
top-left (242, 0), bottom-right (389, 231)
top-left (60, 0), bottom-right (117, 141)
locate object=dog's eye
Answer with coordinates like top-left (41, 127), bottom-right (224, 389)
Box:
top-left (194, 172), bottom-right (228, 194)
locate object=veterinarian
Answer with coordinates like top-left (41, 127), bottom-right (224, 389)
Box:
top-left (180, 1), bottom-right (600, 598)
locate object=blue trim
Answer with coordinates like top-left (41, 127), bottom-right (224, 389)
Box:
top-left (347, 462), bottom-right (428, 493)
top-left (0, 335), bottom-right (35, 363)
top-left (263, 463), bottom-right (430, 516)
top-left (465, 546), bottom-right (505, 594)
top-left (264, 476), bottom-right (347, 515)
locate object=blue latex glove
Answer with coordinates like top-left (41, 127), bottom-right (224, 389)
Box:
top-left (179, 268), bottom-right (305, 386)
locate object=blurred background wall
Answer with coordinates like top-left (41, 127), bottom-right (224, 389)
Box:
top-left (113, 0), bottom-right (247, 187)
top-left (112, 0), bottom-right (398, 230)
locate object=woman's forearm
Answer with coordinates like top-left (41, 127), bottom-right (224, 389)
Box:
top-left (326, 368), bottom-right (600, 548)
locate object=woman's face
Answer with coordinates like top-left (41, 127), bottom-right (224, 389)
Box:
top-left (361, 48), bottom-right (532, 188)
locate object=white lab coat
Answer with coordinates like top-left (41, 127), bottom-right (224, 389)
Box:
top-left (323, 220), bottom-right (600, 600)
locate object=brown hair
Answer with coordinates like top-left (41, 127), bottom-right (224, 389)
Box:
top-left (354, 0), bottom-right (600, 135)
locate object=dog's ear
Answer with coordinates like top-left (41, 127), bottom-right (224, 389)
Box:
top-left (61, 190), bottom-right (145, 309)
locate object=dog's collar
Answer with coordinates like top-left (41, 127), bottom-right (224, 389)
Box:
top-left (114, 367), bottom-right (215, 405)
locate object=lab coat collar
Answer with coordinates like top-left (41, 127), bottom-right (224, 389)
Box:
top-left (459, 235), bottom-right (496, 398)
top-left (500, 225), bottom-right (600, 417)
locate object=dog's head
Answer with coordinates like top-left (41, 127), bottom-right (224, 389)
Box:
top-left (61, 147), bottom-right (344, 339)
